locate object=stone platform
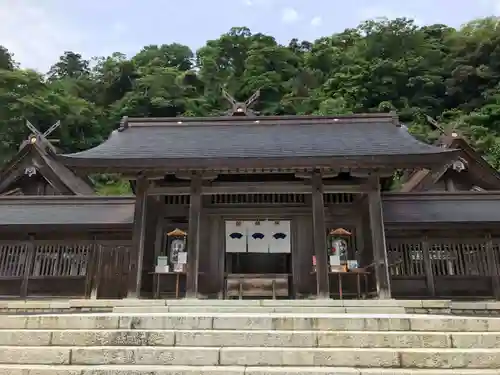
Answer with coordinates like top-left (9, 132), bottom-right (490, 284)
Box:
top-left (0, 299), bottom-right (499, 374)
top-left (0, 298), bottom-right (499, 316)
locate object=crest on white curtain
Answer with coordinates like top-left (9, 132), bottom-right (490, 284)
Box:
top-left (269, 220), bottom-right (291, 253)
top-left (225, 221), bottom-right (247, 253)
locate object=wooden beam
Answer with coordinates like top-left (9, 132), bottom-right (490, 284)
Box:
top-left (367, 177), bottom-right (392, 299)
top-left (311, 172), bottom-right (329, 298)
top-left (127, 175), bottom-right (149, 298)
top-left (186, 174), bottom-right (202, 298)
top-left (148, 181), bottom-right (367, 195)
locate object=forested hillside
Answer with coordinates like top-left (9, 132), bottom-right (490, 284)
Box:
top-left (1, 17), bottom-right (500, 194)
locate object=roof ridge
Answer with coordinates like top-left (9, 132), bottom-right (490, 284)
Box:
top-left (121, 113), bottom-right (399, 129)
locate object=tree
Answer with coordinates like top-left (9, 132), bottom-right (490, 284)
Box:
top-left (0, 46), bottom-right (15, 70)
top-left (3, 16), bottom-right (500, 193)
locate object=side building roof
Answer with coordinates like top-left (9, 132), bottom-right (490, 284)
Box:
top-left (58, 114), bottom-right (457, 172)
top-left (0, 196), bottom-right (135, 231)
top-left (400, 136), bottom-right (500, 192)
top-left (0, 140), bottom-right (95, 195)
top-left (383, 192), bottom-right (500, 226)
top-left (1, 193), bottom-right (500, 232)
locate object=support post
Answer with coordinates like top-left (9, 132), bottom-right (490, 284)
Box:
top-left (127, 174), bottom-right (149, 298)
top-left (367, 177), bottom-right (391, 299)
top-left (421, 235), bottom-right (436, 297)
top-left (311, 172), bottom-right (329, 298)
top-left (87, 234), bottom-right (100, 299)
top-left (154, 214), bottom-right (164, 265)
top-left (20, 235), bottom-right (35, 299)
top-left (485, 233), bottom-right (500, 299)
top-left (186, 174), bottom-right (202, 298)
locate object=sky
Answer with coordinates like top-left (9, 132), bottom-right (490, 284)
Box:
top-left (0, 0), bottom-right (499, 73)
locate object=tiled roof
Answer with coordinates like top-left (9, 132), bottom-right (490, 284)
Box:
top-left (0, 196), bottom-right (134, 228)
top-left (59, 114), bottom-right (455, 169)
top-left (383, 192), bottom-right (500, 224)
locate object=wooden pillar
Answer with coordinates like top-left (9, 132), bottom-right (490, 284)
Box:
top-left (87, 234), bottom-right (100, 299)
top-left (421, 235), bottom-right (436, 297)
top-left (485, 233), bottom-right (500, 299)
top-left (311, 172), bottom-right (329, 298)
top-left (20, 235), bottom-right (35, 299)
top-left (127, 175), bottom-right (149, 298)
top-left (154, 215), bottom-right (165, 263)
top-left (186, 174), bottom-right (202, 298)
top-left (367, 177), bottom-right (391, 299)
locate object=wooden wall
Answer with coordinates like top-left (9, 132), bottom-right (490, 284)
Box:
top-left (154, 193), bottom-right (362, 298)
top-left (386, 230), bottom-right (500, 299)
top-left (0, 230), bottom-right (132, 299)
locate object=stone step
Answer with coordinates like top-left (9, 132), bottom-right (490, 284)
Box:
top-left (1, 298), bottom-right (405, 309)
top-left (0, 346), bottom-right (499, 368)
top-left (112, 305), bottom-right (407, 314)
top-left (2, 312), bottom-right (499, 331)
top-left (1, 365), bottom-right (500, 375)
top-left (0, 329), bottom-right (498, 349)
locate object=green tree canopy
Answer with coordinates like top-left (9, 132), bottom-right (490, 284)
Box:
top-left (2, 17), bottom-right (500, 193)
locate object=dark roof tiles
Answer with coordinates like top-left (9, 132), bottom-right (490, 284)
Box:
top-left (59, 114), bottom-right (454, 169)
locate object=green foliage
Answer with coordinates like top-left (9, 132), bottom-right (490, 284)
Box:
top-left (91, 174), bottom-right (132, 196)
top-left (2, 17), bottom-right (500, 194)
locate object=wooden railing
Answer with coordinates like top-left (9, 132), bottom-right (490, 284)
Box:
top-left (0, 240), bottom-right (131, 299)
top-left (386, 236), bottom-right (500, 299)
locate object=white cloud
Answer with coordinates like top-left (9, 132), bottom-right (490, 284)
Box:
top-left (0, 2), bottom-right (85, 72)
top-left (282, 7), bottom-right (299, 23)
top-left (0, 2), bottom-right (133, 73)
top-left (310, 16), bottom-right (322, 27)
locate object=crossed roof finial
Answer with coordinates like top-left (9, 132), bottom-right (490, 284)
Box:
top-left (24, 120), bottom-right (61, 152)
top-left (222, 88), bottom-right (260, 116)
top-left (425, 115), bottom-right (459, 146)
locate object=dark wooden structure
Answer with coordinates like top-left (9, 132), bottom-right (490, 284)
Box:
top-left (0, 121), bottom-right (94, 196)
top-left (400, 119), bottom-right (500, 192)
top-left (55, 112), bottom-right (464, 300)
top-left (0, 111), bottom-right (499, 300)
top-left (0, 196), bottom-right (134, 299)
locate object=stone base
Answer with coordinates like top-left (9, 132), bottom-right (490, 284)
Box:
top-left (0, 299), bottom-right (499, 316)
top-left (0, 307), bottom-right (500, 372)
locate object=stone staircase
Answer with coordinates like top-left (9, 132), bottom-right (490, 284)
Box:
top-left (0, 300), bottom-right (499, 374)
